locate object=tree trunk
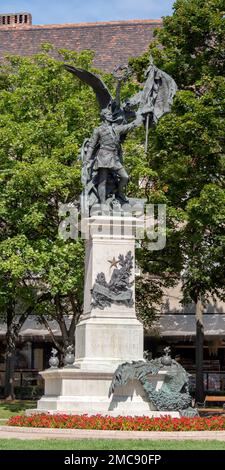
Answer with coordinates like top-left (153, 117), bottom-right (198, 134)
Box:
top-left (37, 315), bottom-right (63, 353)
top-left (4, 305), bottom-right (32, 400)
top-left (195, 298), bottom-right (205, 404)
top-left (69, 295), bottom-right (82, 352)
top-left (4, 312), bottom-right (16, 400)
top-left (4, 347), bottom-right (16, 400)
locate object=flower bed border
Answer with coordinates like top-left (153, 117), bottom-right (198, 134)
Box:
top-left (7, 414), bottom-right (225, 432)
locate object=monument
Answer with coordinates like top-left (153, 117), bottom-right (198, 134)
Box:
top-left (36, 58), bottom-right (180, 416)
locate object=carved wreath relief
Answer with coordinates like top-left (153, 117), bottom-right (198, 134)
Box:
top-left (91, 251), bottom-right (134, 309)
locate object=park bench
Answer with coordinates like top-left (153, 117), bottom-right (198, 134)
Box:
top-left (204, 395), bottom-right (225, 407)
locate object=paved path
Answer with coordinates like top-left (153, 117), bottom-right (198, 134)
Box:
top-left (1, 426), bottom-right (225, 441)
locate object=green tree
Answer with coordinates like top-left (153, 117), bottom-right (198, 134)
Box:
top-left (0, 46), bottom-right (99, 397)
top-left (130, 0), bottom-right (225, 402)
top-left (0, 44), bottom-right (161, 397)
top-left (181, 185), bottom-right (225, 401)
top-left (131, 0), bottom-right (225, 86)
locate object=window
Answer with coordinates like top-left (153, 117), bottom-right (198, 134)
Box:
top-left (7, 16), bottom-right (10, 24)
top-left (19, 15), bottom-right (23, 24)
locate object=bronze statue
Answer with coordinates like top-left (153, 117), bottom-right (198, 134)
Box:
top-left (64, 59), bottom-right (177, 215)
top-left (109, 348), bottom-right (199, 417)
top-left (85, 109), bottom-right (143, 208)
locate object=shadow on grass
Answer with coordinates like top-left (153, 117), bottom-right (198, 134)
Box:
top-left (0, 401), bottom-right (37, 419)
top-left (0, 401), bottom-right (36, 412)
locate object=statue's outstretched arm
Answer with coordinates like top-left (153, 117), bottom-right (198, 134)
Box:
top-left (119, 113), bottom-right (144, 135)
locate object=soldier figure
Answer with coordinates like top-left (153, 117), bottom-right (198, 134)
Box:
top-left (85, 108), bottom-right (143, 207)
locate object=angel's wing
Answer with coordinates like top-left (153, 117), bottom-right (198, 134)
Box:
top-left (64, 64), bottom-right (112, 110)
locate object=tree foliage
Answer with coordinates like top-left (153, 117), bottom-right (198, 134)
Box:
top-left (129, 0), bottom-right (225, 400)
top-left (0, 46), bottom-right (103, 395)
top-left (0, 46), bottom-right (101, 314)
top-left (129, 0), bottom-right (225, 298)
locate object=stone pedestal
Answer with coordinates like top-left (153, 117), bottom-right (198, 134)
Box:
top-left (36, 215), bottom-right (179, 417)
top-left (75, 215), bottom-right (144, 372)
top-left (36, 370), bottom-right (179, 417)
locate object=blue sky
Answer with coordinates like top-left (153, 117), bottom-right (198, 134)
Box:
top-left (0, 1), bottom-right (175, 24)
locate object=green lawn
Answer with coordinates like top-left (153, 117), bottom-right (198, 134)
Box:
top-left (1, 402), bottom-right (225, 451)
top-left (0, 401), bottom-right (37, 419)
top-left (0, 439), bottom-right (225, 450)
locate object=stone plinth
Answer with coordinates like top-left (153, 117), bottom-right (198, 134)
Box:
top-left (36, 214), bottom-right (178, 417)
top-left (36, 369), bottom-right (179, 417)
top-left (74, 215), bottom-right (144, 372)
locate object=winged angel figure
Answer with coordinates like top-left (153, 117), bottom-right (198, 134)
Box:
top-left (65, 59), bottom-right (177, 215)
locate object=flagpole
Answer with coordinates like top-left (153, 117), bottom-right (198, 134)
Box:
top-left (145, 113), bottom-right (150, 154)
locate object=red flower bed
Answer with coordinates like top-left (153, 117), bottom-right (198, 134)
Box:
top-left (7, 414), bottom-right (225, 431)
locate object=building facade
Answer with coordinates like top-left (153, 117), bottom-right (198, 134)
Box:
top-left (0, 11), bottom-right (161, 72)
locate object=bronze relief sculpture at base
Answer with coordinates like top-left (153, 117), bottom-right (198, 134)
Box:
top-left (109, 347), bottom-right (199, 417)
top-left (91, 251), bottom-right (134, 309)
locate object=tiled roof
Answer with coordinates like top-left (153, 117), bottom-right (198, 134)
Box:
top-left (0, 19), bottom-right (162, 71)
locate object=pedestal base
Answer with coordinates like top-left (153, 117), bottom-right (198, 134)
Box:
top-left (74, 317), bottom-right (143, 372)
top-left (34, 215), bottom-right (180, 418)
top-left (35, 369), bottom-right (180, 417)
